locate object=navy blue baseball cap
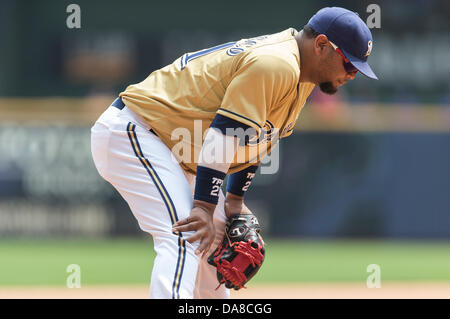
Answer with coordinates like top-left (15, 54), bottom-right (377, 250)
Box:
top-left (307, 7), bottom-right (378, 80)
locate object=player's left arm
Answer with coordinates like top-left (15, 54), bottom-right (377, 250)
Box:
top-left (207, 162), bottom-right (265, 290)
top-left (224, 164), bottom-right (259, 218)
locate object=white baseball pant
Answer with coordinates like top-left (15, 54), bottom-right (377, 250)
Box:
top-left (90, 102), bottom-right (229, 299)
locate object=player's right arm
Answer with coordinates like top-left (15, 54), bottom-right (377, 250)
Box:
top-left (172, 54), bottom-right (296, 256)
top-left (172, 128), bottom-right (240, 256)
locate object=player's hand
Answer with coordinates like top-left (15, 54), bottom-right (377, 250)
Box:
top-left (172, 200), bottom-right (216, 257)
top-left (224, 192), bottom-right (252, 218)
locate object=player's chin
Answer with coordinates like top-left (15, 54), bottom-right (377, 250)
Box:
top-left (319, 82), bottom-right (338, 95)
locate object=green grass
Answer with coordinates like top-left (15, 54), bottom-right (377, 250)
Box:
top-left (260, 240), bottom-right (450, 283)
top-left (1, 238), bottom-right (450, 286)
top-left (0, 238), bottom-right (155, 286)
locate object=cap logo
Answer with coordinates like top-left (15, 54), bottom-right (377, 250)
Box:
top-left (365, 40), bottom-right (373, 57)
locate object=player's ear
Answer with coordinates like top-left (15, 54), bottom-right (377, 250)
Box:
top-left (313, 34), bottom-right (329, 56)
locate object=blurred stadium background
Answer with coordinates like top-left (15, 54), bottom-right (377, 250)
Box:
top-left (1, 0), bottom-right (450, 298)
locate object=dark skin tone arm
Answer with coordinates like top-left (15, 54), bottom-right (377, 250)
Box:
top-left (172, 133), bottom-right (249, 257)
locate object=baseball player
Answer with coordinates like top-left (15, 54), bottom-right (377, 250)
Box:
top-left (90, 7), bottom-right (377, 299)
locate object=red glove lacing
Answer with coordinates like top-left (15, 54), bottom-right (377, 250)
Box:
top-left (213, 240), bottom-right (264, 289)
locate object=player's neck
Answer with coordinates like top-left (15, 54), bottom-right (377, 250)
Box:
top-left (296, 31), bottom-right (314, 84)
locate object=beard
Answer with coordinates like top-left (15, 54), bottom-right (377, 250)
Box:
top-left (319, 82), bottom-right (338, 95)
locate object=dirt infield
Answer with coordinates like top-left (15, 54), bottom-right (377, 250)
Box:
top-left (1, 282), bottom-right (450, 299)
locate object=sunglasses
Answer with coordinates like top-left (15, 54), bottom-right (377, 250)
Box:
top-left (329, 41), bottom-right (358, 75)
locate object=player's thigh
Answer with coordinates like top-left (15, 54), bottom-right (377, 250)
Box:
top-left (211, 190), bottom-right (227, 250)
top-left (105, 120), bottom-right (194, 236)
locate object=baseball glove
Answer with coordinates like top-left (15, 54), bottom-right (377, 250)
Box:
top-left (207, 214), bottom-right (265, 290)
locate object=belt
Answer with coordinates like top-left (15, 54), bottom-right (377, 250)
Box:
top-left (112, 97), bottom-right (157, 136)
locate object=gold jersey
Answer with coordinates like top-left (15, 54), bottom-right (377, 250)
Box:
top-left (120, 28), bottom-right (315, 174)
